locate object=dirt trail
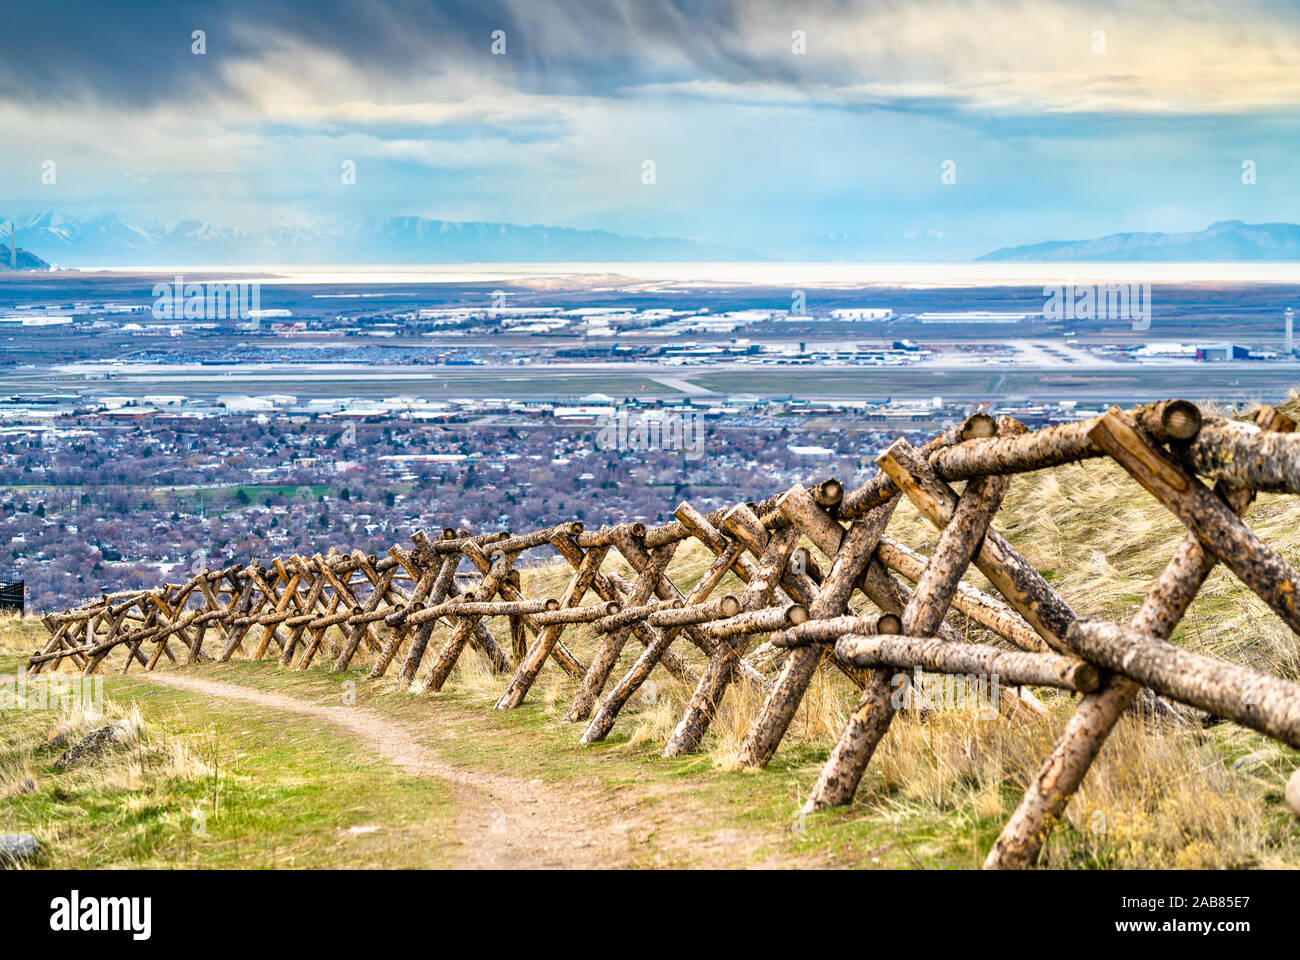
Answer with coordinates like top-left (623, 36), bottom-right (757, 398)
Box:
top-left (139, 671), bottom-right (637, 868)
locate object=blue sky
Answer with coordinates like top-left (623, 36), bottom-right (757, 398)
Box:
top-left (1, 0), bottom-right (1298, 259)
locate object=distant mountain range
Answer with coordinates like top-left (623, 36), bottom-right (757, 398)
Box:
top-left (1, 213), bottom-right (760, 267)
top-left (0, 247), bottom-right (50, 271)
top-left (978, 220), bottom-right (1300, 262)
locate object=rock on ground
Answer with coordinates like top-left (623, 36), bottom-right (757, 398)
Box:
top-left (0, 834), bottom-right (42, 867)
top-left (53, 720), bottom-right (139, 770)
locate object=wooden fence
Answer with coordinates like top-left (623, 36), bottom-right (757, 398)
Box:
top-left (25, 401), bottom-right (1300, 867)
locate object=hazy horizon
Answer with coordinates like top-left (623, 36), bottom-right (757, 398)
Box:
top-left (36, 261), bottom-right (1300, 287)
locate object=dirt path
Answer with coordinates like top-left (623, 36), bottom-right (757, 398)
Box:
top-left (139, 671), bottom-right (638, 868)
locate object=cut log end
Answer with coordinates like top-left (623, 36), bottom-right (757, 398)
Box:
top-left (1255, 405), bottom-right (1297, 434)
top-left (787, 604), bottom-right (810, 626)
top-left (720, 595), bottom-right (741, 617)
top-left (1074, 662), bottom-right (1102, 693)
top-left (605, 601), bottom-right (622, 616)
top-left (960, 412), bottom-right (997, 441)
top-left (813, 478), bottom-right (844, 507)
top-left (544, 598), bottom-right (560, 611)
top-left (1161, 399), bottom-right (1202, 441)
top-left (877, 613), bottom-right (903, 635)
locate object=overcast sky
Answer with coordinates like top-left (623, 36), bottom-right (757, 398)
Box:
top-left (1, 0), bottom-right (1298, 259)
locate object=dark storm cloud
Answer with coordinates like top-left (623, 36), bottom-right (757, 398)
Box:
top-left (0, 0), bottom-right (813, 107)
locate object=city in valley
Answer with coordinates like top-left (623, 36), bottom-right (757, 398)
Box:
top-left (1, 266), bottom-right (1297, 611)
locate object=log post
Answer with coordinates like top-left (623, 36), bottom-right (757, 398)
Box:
top-left (834, 634), bottom-right (1100, 692)
top-left (280, 562), bottom-right (329, 666)
top-left (1063, 619), bottom-right (1300, 745)
top-left (581, 538), bottom-right (745, 744)
top-left (615, 507), bottom-right (764, 690)
top-left (331, 560), bottom-right (397, 672)
top-left (736, 492), bottom-right (897, 769)
top-left (494, 537), bottom-right (610, 710)
top-left (564, 537), bottom-right (677, 723)
top-left (805, 458), bottom-right (1009, 812)
top-left (366, 547), bottom-right (444, 680)
top-left (662, 519), bottom-right (799, 757)
top-left (877, 437), bottom-right (1079, 653)
top-left (1089, 407), bottom-right (1300, 634)
top-left (395, 549), bottom-right (465, 688)
top-left (423, 551), bottom-right (518, 693)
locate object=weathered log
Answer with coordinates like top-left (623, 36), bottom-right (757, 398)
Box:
top-left (279, 561), bottom-right (330, 666)
top-left (906, 470), bottom-right (1010, 637)
top-left (366, 548), bottom-right (449, 679)
top-left (1175, 415), bottom-right (1300, 495)
top-left (574, 520), bottom-right (648, 549)
top-left (423, 551), bottom-right (517, 693)
top-left (295, 592), bottom-right (342, 670)
top-left (564, 539), bottom-right (677, 723)
top-left (875, 537), bottom-right (1047, 652)
top-left (812, 477), bottom-right (844, 510)
top-left (494, 538), bottom-right (610, 709)
top-left (331, 559), bottom-right (397, 672)
top-left (806, 447), bottom-right (1012, 813)
top-left (663, 522), bottom-right (801, 758)
top-left (771, 612), bottom-right (902, 647)
top-left (530, 601), bottom-right (621, 626)
top-left (408, 596), bottom-right (556, 625)
top-left (214, 571), bottom-right (262, 663)
top-left (984, 409), bottom-right (1280, 869)
top-left (695, 603), bottom-right (809, 640)
top-left (834, 634), bottom-right (1100, 692)
top-left (458, 542), bottom-right (585, 679)
top-left (930, 399), bottom-right (1300, 497)
top-left (312, 555), bottom-right (386, 662)
top-left (581, 539), bottom-right (745, 745)
top-left (645, 596), bottom-right (740, 629)
top-left (664, 502), bottom-right (781, 689)
top-left (508, 615), bottom-right (527, 662)
top-left (1089, 408), bottom-right (1300, 635)
top-left (592, 598), bottom-right (681, 634)
top-left (1064, 619), bottom-right (1300, 746)
top-left (735, 494), bottom-right (899, 769)
top-left (877, 438), bottom-right (1078, 653)
top-left (927, 400), bottom-right (1198, 482)
top-left (249, 567), bottom-right (301, 660)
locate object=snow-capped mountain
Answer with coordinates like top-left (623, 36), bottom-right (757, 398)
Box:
top-left (978, 220), bottom-right (1300, 262)
top-left (2, 213), bottom-right (758, 266)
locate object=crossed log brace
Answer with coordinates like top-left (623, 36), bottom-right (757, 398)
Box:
top-left (26, 400), bottom-right (1300, 867)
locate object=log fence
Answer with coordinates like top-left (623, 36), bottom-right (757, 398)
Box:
top-left (24, 400), bottom-right (1300, 867)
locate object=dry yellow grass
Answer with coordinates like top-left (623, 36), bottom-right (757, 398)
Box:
top-left (418, 442), bottom-right (1300, 868)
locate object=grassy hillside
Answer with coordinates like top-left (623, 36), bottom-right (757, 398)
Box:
top-left (2, 405), bottom-right (1299, 869)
